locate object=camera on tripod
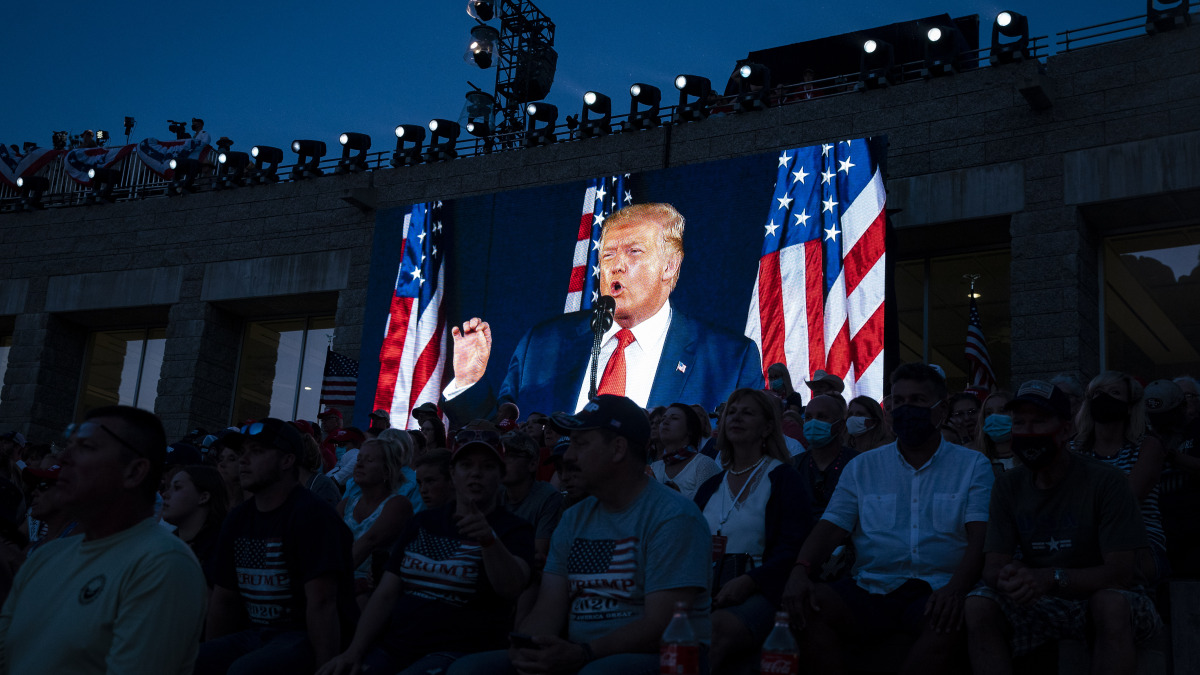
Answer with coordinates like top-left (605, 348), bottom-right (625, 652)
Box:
top-left (168, 120), bottom-right (190, 139)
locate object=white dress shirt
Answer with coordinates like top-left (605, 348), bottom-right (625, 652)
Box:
top-left (573, 301), bottom-right (673, 412)
top-left (820, 438), bottom-right (994, 594)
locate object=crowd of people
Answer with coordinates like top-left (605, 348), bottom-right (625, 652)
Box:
top-left (0, 364), bottom-right (1196, 675)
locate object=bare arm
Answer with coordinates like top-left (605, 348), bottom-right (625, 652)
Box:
top-left (590, 588), bottom-right (700, 656)
top-left (1128, 436), bottom-right (1166, 501)
top-left (205, 585), bottom-right (244, 640)
top-left (316, 572), bottom-right (403, 675)
top-left (305, 575), bottom-right (341, 668)
top-left (350, 498), bottom-right (413, 569)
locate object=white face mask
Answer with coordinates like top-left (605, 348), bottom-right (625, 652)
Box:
top-left (845, 415), bottom-right (874, 437)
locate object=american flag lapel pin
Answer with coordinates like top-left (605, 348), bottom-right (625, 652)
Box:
top-left (676, 361), bottom-right (687, 374)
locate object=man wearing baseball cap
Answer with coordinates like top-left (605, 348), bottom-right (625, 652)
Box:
top-left (965, 381), bottom-right (1160, 675)
top-left (451, 394), bottom-right (713, 675)
top-left (198, 419), bottom-right (356, 675)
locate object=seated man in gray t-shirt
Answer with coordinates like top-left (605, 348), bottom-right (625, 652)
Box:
top-left (449, 395), bottom-right (713, 675)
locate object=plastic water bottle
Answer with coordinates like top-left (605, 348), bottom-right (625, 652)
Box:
top-left (759, 611), bottom-right (799, 675)
top-left (660, 600), bottom-right (699, 675)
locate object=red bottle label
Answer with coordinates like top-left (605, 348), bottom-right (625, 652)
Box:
top-left (760, 652), bottom-right (799, 674)
top-left (660, 643), bottom-right (700, 675)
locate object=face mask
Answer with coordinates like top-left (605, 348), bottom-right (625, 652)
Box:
top-left (769, 378), bottom-right (785, 393)
top-left (803, 419), bottom-right (836, 448)
top-left (983, 414), bottom-right (1012, 442)
top-left (891, 401), bottom-right (942, 447)
top-left (1089, 392), bottom-right (1129, 424)
top-left (1011, 432), bottom-right (1060, 470)
top-left (845, 415), bottom-right (874, 437)
top-left (335, 445), bottom-right (347, 460)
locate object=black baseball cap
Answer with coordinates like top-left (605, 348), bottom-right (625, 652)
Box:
top-left (239, 418), bottom-right (305, 457)
top-left (548, 395), bottom-right (651, 451)
top-left (1005, 380), bottom-right (1072, 420)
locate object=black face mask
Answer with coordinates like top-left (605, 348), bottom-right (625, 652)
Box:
top-left (1089, 392), bottom-right (1129, 424)
top-left (892, 402), bottom-right (942, 447)
top-left (1011, 432), bottom-right (1060, 470)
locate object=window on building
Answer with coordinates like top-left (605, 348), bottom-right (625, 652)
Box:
top-left (895, 249), bottom-right (1011, 393)
top-left (1103, 226), bottom-right (1200, 380)
top-left (231, 316), bottom-right (335, 424)
top-left (77, 327), bottom-right (167, 416)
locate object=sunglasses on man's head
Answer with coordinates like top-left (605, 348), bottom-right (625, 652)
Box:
top-left (66, 421), bottom-right (144, 457)
top-left (240, 422), bottom-right (266, 437)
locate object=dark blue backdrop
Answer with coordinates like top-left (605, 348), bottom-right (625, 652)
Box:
top-left (357, 150), bottom-right (783, 424)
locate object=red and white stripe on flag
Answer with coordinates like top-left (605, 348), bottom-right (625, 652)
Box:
top-left (374, 202), bottom-right (448, 429)
top-left (564, 183), bottom-right (599, 313)
top-left (746, 140), bottom-right (886, 404)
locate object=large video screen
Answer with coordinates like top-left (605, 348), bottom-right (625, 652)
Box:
top-left (359, 137), bottom-right (887, 427)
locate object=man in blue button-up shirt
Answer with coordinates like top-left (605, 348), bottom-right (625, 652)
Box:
top-left (782, 363), bottom-right (994, 675)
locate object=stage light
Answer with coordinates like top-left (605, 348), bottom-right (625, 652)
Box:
top-left (625, 83), bottom-right (661, 131)
top-left (922, 23), bottom-right (961, 78)
top-left (123, 116), bottom-right (135, 138)
top-left (859, 38), bottom-right (896, 89)
top-left (217, 150), bottom-right (250, 188)
top-left (674, 74), bottom-right (712, 123)
top-left (16, 176), bottom-right (49, 211)
top-left (466, 0), bottom-right (494, 20)
top-left (167, 158), bottom-right (199, 196)
top-left (734, 61), bottom-right (771, 112)
top-left (291, 139), bottom-right (326, 180)
top-left (466, 24), bottom-right (500, 69)
top-left (426, 120), bottom-right (460, 162)
top-left (95, 130), bottom-right (109, 146)
top-left (392, 125), bottom-right (426, 167)
top-left (335, 132), bottom-right (371, 174)
top-left (990, 10), bottom-right (1030, 65)
top-left (1147, 0), bottom-right (1192, 33)
top-left (524, 102), bottom-right (558, 147)
top-left (579, 91), bottom-right (612, 138)
top-left (249, 145), bottom-right (283, 184)
top-left (86, 166), bottom-right (122, 202)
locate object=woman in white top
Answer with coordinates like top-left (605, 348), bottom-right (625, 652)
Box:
top-left (337, 436), bottom-right (414, 608)
top-left (649, 402), bottom-right (721, 499)
top-left (693, 388), bottom-right (814, 673)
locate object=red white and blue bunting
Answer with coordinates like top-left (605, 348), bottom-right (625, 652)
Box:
top-left (135, 138), bottom-right (212, 179)
top-left (63, 145), bottom-right (135, 185)
top-left (0, 145), bottom-right (65, 188)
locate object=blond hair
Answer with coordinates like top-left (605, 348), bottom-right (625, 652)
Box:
top-left (600, 203), bottom-right (685, 290)
top-left (1074, 371), bottom-right (1145, 452)
top-left (714, 388), bottom-right (793, 467)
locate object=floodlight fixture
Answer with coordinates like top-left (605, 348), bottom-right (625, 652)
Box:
top-left (674, 74), bottom-right (711, 123)
top-left (579, 91), bottom-right (612, 138)
top-left (392, 125), bottom-right (426, 167)
top-left (426, 119), bottom-right (460, 162)
top-left (16, 175), bottom-right (49, 210)
top-left (95, 130), bottom-right (109, 146)
top-left (466, 0), bottom-right (494, 21)
top-left (922, 23), bottom-right (962, 77)
top-left (86, 167), bottom-right (122, 202)
top-left (1147, 0), bottom-right (1192, 33)
top-left (167, 157), bottom-right (199, 196)
top-left (291, 139), bottom-right (326, 180)
top-left (466, 24), bottom-right (500, 69)
top-left (990, 11), bottom-right (1030, 65)
top-left (735, 61), bottom-right (771, 112)
top-left (625, 83), bottom-right (661, 130)
top-left (249, 145), bottom-right (283, 184)
top-left (217, 150), bottom-right (250, 188)
top-left (524, 102), bottom-right (558, 147)
top-left (859, 38), bottom-right (896, 89)
top-left (336, 132), bottom-right (371, 174)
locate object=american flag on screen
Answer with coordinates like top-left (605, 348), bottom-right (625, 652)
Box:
top-left (564, 175), bottom-right (630, 312)
top-left (745, 140), bottom-right (886, 404)
top-left (374, 201), bottom-right (448, 427)
top-left (965, 297), bottom-right (997, 391)
top-left (319, 349), bottom-right (358, 408)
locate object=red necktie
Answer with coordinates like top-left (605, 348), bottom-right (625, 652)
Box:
top-left (597, 329), bottom-right (636, 397)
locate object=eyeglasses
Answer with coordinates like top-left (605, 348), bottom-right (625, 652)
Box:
top-left (68, 421), bottom-right (144, 457)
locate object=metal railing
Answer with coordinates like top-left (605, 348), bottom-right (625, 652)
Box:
top-left (1057, 8), bottom-right (1199, 52)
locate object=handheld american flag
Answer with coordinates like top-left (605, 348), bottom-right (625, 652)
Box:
top-left (564, 175), bottom-right (630, 313)
top-left (319, 349), bottom-right (359, 408)
top-left (965, 296), bottom-right (997, 391)
top-left (745, 140), bottom-right (886, 404)
top-left (374, 201), bottom-right (448, 429)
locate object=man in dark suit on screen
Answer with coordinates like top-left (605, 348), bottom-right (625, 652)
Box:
top-left (444, 203), bottom-right (763, 419)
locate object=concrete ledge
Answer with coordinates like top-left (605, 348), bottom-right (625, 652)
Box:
top-left (200, 250), bottom-right (352, 301)
top-left (45, 267), bottom-right (182, 312)
top-left (0, 279), bottom-right (27, 315)
top-left (888, 162), bottom-right (1025, 228)
top-left (1065, 130), bottom-right (1200, 204)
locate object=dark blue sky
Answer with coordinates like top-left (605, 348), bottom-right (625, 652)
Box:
top-left (5, 1), bottom-right (1137, 155)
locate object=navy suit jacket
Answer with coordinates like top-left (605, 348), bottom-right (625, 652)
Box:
top-left (446, 308), bottom-right (764, 421)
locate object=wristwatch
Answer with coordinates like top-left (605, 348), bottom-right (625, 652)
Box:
top-left (1053, 568), bottom-right (1068, 590)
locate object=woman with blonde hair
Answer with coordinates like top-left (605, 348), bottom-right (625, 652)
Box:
top-left (338, 435), bottom-right (415, 607)
top-left (694, 388), bottom-right (812, 673)
top-left (845, 395), bottom-right (894, 452)
top-left (972, 391), bottom-right (1015, 473)
top-left (1072, 371), bottom-right (1168, 582)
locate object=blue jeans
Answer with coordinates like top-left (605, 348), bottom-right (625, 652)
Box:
top-left (448, 648), bottom-right (708, 675)
top-left (195, 628), bottom-right (314, 675)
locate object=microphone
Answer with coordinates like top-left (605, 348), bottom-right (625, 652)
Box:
top-left (590, 295), bottom-right (616, 334)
